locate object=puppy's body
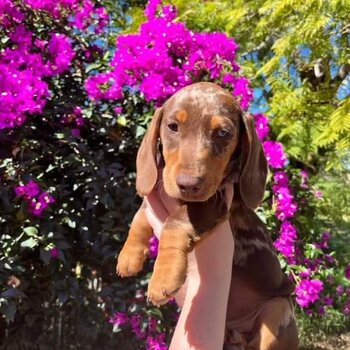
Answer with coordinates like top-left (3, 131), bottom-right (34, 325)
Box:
top-left (117, 83), bottom-right (298, 349)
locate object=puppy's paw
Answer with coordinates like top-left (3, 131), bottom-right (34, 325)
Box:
top-left (147, 267), bottom-right (186, 306)
top-left (116, 242), bottom-right (148, 277)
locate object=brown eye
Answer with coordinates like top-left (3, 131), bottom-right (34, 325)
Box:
top-left (168, 123), bottom-right (178, 132)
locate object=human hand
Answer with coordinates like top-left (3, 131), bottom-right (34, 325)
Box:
top-left (145, 186), bottom-right (234, 350)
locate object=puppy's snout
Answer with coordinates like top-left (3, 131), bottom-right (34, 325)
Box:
top-left (176, 174), bottom-right (204, 195)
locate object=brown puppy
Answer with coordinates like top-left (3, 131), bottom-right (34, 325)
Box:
top-left (117, 82), bottom-right (298, 349)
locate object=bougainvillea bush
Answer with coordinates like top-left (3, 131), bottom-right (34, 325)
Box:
top-left (0, 0), bottom-right (349, 348)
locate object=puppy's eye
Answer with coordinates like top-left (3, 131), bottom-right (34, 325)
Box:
top-left (168, 123), bottom-right (178, 132)
top-left (216, 128), bottom-right (231, 138)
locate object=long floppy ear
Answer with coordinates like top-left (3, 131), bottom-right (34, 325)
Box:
top-left (136, 108), bottom-right (163, 197)
top-left (239, 113), bottom-right (268, 209)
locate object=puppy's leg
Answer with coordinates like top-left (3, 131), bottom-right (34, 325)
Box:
top-left (247, 298), bottom-right (298, 350)
top-left (147, 194), bottom-right (229, 306)
top-left (117, 203), bottom-right (153, 277)
top-left (147, 207), bottom-right (193, 305)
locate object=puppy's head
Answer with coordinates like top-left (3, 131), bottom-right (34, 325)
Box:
top-left (136, 82), bottom-right (267, 209)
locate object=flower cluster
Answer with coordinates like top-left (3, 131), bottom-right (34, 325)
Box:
top-left (85, 0), bottom-right (251, 109)
top-left (70, 0), bottom-right (109, 34)
top-left (0, 21), bottom-right (74, 129)
top-left (61, 106), bottom-right (85, 137)
top-left (0, 0), bottom-right (24, 28)
top-left (263, 141), bottom-right (288, 169)
top-left (149, 235), bottom-right (159, 259)
top-left (295, 279), bottom-right (324, 308)
top-left (273, 173), bottom-right (298, 222)
top-left (109, 311), bottom-right (168, 350)
top-left (253, 113), bottom-right (270, 141)
top-left (15, 180), bottom-right (55, 216)
top-left (24, 0), bottom-right (80, 18)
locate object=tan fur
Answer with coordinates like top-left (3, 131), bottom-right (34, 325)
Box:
top-left (176, 110), bottom-right (188, 123)
top-left (210, 115), bottom-right (226, 130)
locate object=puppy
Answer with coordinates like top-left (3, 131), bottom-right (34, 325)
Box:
top-left (117, 82), bottom-right (298, 349)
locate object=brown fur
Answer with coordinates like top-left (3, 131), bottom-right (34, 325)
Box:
top-left (117, 82), bottom-right (298, 349)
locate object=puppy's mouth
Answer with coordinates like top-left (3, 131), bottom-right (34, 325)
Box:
top-left (166, 185), bottom-right (218, 203)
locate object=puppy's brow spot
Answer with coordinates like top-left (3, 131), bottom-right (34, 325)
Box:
top-left (175, 110), bottom-right (187, 123)
top-left (210, 115), bottom-right (224, 130)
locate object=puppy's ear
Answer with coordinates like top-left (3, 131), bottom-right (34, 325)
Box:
top-left (136, 108), bottom-right (163, 197)
top-left (239, 113), bottom-right (268, 209)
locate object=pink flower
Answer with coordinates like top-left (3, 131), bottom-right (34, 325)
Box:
top-left (113, 106), bottom-right (123, 115)
top-left (314, 190), bottom-right (323, 199)
top-left (274, 186), bottom-right (298, 221)
top-left (14, 181), bottom-right (41, 199)
top-left (50, 247), bottom-right (59, 258)
top-left (146, 334), bottom-right (168, 350)
top-left (253, 113), bottom-right (270, 141)
top-left (38, 192), bottom-right (55, 206)
top-left (28, 192), bottom-right (55, 216)
top-left (144, 0), bottom-right (161, 20)
top-left (109, 312), bottom-right (129, 327)
top-left (130, 314), bottom-right (146, 339)
top-left (274, 221), bottom-right (297, 261)
top-left (29, 199), bottom-right (46, 216)
top-left (263, 141), bottom-right (288, 169)
top-left (296, 279), bottom-right (324, 308)
top-left (48, 33), bottom-right (75, 74)
top-left (273, 171), bottom-right (289, 187)
top-left (149, 235), bottom-right (159, 259)
top-left (345, 263), bottom-right (350, 280)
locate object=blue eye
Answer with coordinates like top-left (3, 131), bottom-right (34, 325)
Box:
top-left (217, 129), bottom-right (231, 138)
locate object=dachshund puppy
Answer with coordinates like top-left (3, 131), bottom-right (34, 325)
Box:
top-left (117, 82), bottom-right (298, 350)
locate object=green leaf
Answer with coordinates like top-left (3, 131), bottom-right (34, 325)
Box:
top-left (23, 226), bottom-right (38, 237)
top-left (20, 237), bottom-right (38, 249)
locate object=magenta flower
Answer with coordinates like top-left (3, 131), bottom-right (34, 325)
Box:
top-left (149, 235), bottom-right (159, 259)
top-left (0, 0), bottom-right (25, 28)
top-left (71, 0), bottom-right (109, 34)
top-left (130, 314), bottom-right (146, 339)
top-left (343, 301), bottom-right (350, 316)
top-left (14, 181), bottom-right (55, 215)
top-left (274, 186), bottom-right (298, 221)
top-left (253, 113), bottom-right (270, 141)
top-left (84, 1), bottom-right (248, 110)
top-left (263, 141), bottom-right (288, 169)
top-left (274, 221), bottom-right (297, 261)
top-left (273, 171), bottom-right (289, 187)
top-left (345, 263), bottom-right (350, 280)
top-left (14, 181), bottom-right (41, 199)
top-left (29, 199), bottom-right (46, 216)
top-left (50, 247), bottom-right (59, 258)
top-left (146, 334), bottom-right (168, 350)
top-left (48, 33), bottom-right (75, 74)
top-left (144, 0), bottom-right (161, 20)
top-left (38, 192), bottom-right (55, 206)
top-left (336, 285), bottom-right (344, 295)
top-left (314, 190), bottom-right (323, 199)
top-left (109, 312), bottom-right (129, 327)
top-left (295, 279), bottom-right (324, 308)
top-left (323, 296), bottom-right (333, 305)
top-left (113, 106), bottom-right (123, 115)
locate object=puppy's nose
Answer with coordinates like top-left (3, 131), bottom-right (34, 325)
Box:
top-left (176, 174), bottom-right (203, 194)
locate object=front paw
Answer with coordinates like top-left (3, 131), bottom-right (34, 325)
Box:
top-left (147, 264), bottom-right (187, 306)
top-left (116, 242), bottom-right (148, 277)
